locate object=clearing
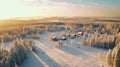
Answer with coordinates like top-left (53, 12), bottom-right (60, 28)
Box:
top-left (20, 31), bottom-right (108, 67)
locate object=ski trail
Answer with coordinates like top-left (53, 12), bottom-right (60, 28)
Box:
top-left (41, 41), bottom-right (84, 61)
top-left (30, 50), bottom-right (49, 67)
top-left (34, 41), bottom-right (66, 65)
top-left (34, 40), bottom-right (94, 67)
top-left (39, 40), bottom-right (99, 67)
top-left (47, 41), bottom-right (101, 66)
top-left (47, 40), bottom-right (105, 66)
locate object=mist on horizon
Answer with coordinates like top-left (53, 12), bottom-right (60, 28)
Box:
top-left (0, 0), bottom-right (120, 19)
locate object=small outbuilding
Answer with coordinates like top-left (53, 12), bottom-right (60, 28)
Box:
top-left (77, 32), bottom-right (84, 36)
top-left (62, 36), bottom-right (67, 40)
top-left (52, 36), bottom-right (58, 41)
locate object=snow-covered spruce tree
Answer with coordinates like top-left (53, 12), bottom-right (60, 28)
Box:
top-left (106, 42), bottom-right (120, 67)
top-left (106, 49), bottom-right (113, 67)
top-left (10, 38), bottom-right (27, 65)
top-left (115, 33), bottom-right (120, 46)
top-left (0, 38), bottom-right (35, 67)
top-left (112, 42), bottom-right (120, 67)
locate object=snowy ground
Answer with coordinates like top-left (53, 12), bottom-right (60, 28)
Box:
top-left (4, 41), bottom-right (14, 48)
top-left (20, 31), bottom-right (108, 67)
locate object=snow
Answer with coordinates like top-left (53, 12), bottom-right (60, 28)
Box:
top-left (20, 31), bottom-right (108, 67)
top-left (4, 41), bottom-right (14, 48)
top-left (20, 52), bottom-right (44, 67)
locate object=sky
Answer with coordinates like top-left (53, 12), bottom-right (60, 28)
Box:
top-left (0, 0), bottom-right (120, 19)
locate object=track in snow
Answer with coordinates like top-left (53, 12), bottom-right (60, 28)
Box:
top-left (33, 40), bottom-right (106, 67)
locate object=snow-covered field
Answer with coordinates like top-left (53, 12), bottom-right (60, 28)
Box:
top-left (20, 31), bottom-right (108, 67)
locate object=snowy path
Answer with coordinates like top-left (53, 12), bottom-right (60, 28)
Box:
top-left (31, 51), bottom-right (49, 67)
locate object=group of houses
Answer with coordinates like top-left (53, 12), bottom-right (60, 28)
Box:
top-left (51, 32), bottom-right (84, 41)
